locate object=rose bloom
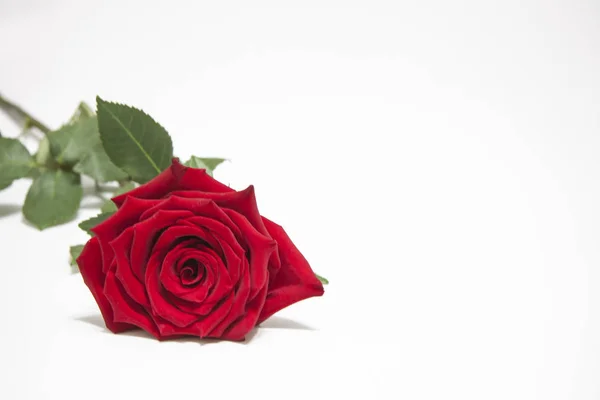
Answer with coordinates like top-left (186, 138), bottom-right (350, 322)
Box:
top-left (77, 159), bottom-right (324, 340)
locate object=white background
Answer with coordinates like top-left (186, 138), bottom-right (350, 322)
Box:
top-left (0, 0), bottom-right (599, 399)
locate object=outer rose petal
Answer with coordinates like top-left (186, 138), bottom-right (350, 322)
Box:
top-left (223, 209), bottom-right (275, 301)
top-left (209, 257), bottom-right (251, 338)
top-left (257, 218), bottom-right (324, 324)
top-left (104, 269), bottom-right (162, 339)
top-left (140, 196), bottom-right (242, 239)
top-left (171, 185), bottom-right (269, 237)
top-left (155, 292), bottom-right (235, 338)
top-left (92, 196), bottom-right (161, 274)
top-left (112, 158), bottom-right (232, 207)
top-left (110, 227), bottom-right (150, 307)
top-left (77, 237), bottom-right (135, 334)
top-left (221, 284), bottom-right (268, 341)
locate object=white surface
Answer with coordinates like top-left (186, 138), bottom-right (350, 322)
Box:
top-left (1, 0), bottom-right (600, 399)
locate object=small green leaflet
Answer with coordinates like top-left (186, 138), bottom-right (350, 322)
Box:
top-left (100, 182), bottom-right (136, 213)
top-left (315, 273), bottom-right (329, 285)
top-left (68, 101), bottom-right (94, 123)
top-left (100, 200), bottom-right (117, 213)
top-left (70, 244), bottom-right (84, 265)
top-left (73, 142), bottom-right (129, 183)
top-left (0, 138), bottom-right (34, 190)
top-left (184, 156), bottom-right (226, 176)
top-left (113, 181), bottom-right (136, 197)
top-left (78, 212), bottom-right (114, 236)
top-left (69, 244), bottom-right (84, 271)
top-left (49, 114), bottom-right (129, 182)
top-left (23, 170), bottom-right (83, 230)
top-left (96, 97), bottom-right (173, 184)
top-left (48, 117), bottom-right (99, 167)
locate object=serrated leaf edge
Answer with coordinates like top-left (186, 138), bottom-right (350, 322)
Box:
top-left (96, 97), bottom-right (173, 177)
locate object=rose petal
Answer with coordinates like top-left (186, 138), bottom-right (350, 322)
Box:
top-left (158, 240), bottom-right (234, 316)
top-left (130, 209), bottom-right (195, 280)
top-left (257, 218), bottom-right (324, 324)
top-left (104, 269), bottom-right (161, 339)
top-left (77, 237), bottom-right (135, 333)
top-left (138, 195), bottom-right (209, 222)
top-left (178, 215), bottom-right (244, 254)
top-left (145, 252), bottom-right (201, 328)
top-left (223, 209), bottom-right (275, 301)
top-left (140, 196), bottom-right (242, 238)
top-left (110, 227), bottom-right (150, 308)
top-left (194, 251), bottom-right (234, 311)
top-left (221, 284), bottom-right (268, 341)
top-left (170, 185), bottom-right (269, 237)
top-left (112, 159), bottom-right (232, 207)
top-left (151, 225), bottom-right (222, 260)
top-left (170, 186), bottom-right (282, 289)
top-left (92, 196), bottom-right (161, 274)
top-left (154, 293), bottom-right (235, 338)
top-left (145, 223), bottom-right (233, 327)
top-left (178, 216), bottom-right (244, 284)
top-left (209, 257), bottom-right (251, 337)
top-left (160, 246), bottom-right (216, 302)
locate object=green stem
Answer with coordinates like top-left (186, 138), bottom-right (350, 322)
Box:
top-left (0, 93), bottom-right (51, 134)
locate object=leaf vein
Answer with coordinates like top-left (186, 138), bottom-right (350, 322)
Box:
top-left (100, 102), bottom-right (161, 174)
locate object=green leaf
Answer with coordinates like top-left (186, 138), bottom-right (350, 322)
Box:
top-left (0, 138), bottom-right (34, 190)
top-left (315, 273), bottom-right (329, 285)
top-left (78, 212), bottom-right (113, 236)
top-left (70, 244), bottom-right (84, 267)
top-left (69, 101), bottom-right (94, 123)
top-left (100, 199), bottom-right (117, 213)
top-left (70, 244), bottom-right (84, 265)
top-left (96, 97), bottom-right (173, 183)
top-left (48, 117), bottom-right (99, 167)
top-left (0, 179), bottom-right (11, 191)
top-left (196, 157), bottom-right (226, 171)
top-left (113, 181), bottom-right (136, 196)
top-left (23, 170), bottom-right (83, 230)
top-left (184, 156), bottom-right (226, 176)
top-left (73, 142), bottom-right (128, 182)
top-left (100, 199), bottom-right (118, 213)
top-left (50, 109), bottom-right (129, 182)
top-left (100, 182), bottom-right (136, 213)
top-left (70, 244), bottom-right (85, 273)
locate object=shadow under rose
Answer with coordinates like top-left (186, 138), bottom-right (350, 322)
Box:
top-left (75, 313), bottom-right (313, 343)
top-left (76, 314), bottom-right (106, 328)
top-left (259, 316), bottom-right (315, 330)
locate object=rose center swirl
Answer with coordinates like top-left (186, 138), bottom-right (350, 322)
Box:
top-left (178, 258), bottom-right (206, 287)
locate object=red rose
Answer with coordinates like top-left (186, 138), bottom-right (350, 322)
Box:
top-left (77, 159), bottom-right (324, 340)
